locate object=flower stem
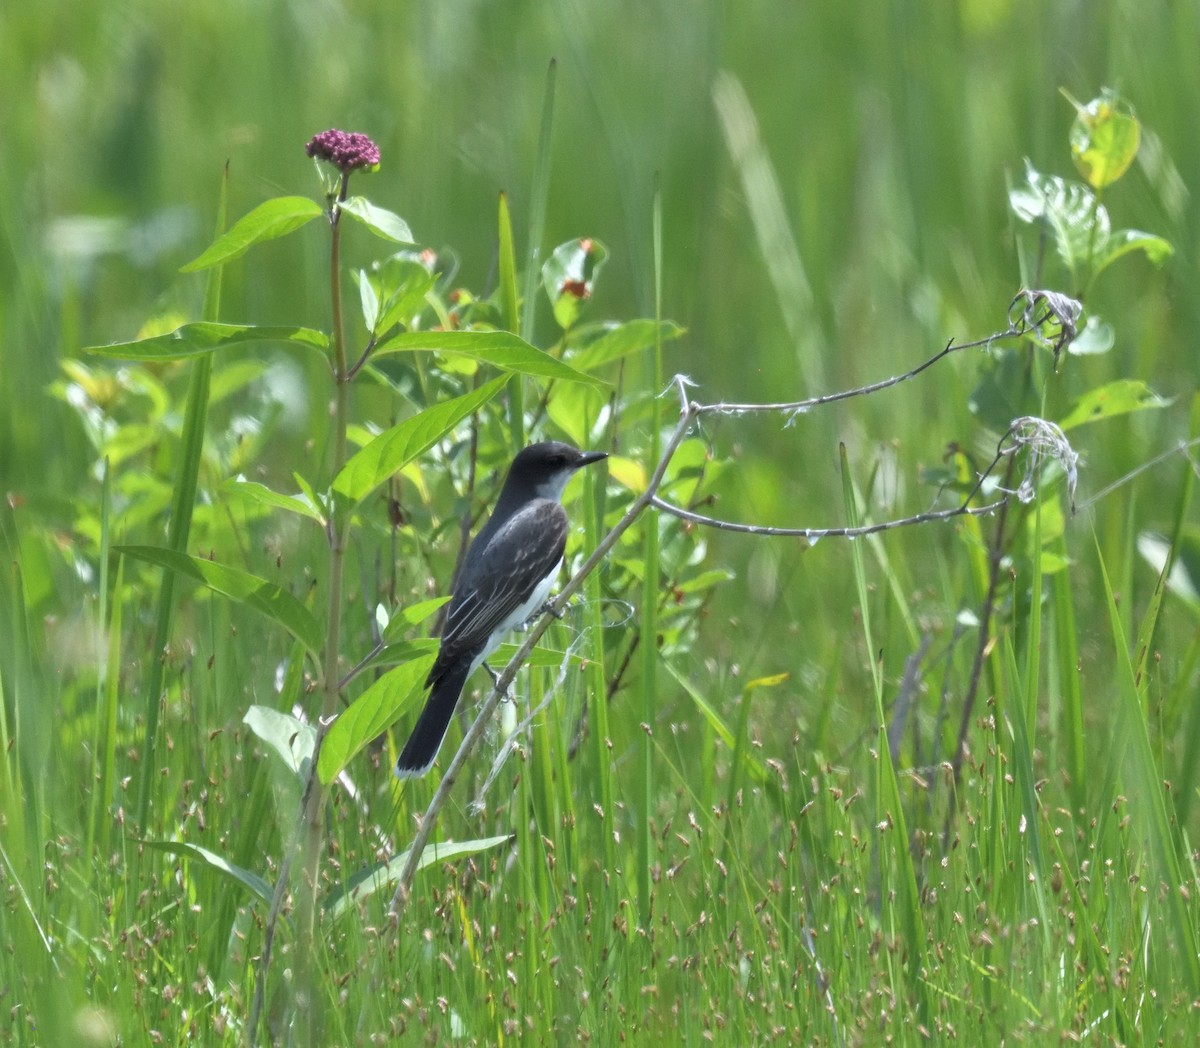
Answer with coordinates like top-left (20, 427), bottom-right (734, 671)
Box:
top-left (293, 168), bottom-right (353, 1044)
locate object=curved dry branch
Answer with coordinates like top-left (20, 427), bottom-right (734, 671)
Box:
top-left (649, 495), bottom-right (1009, 538)
top-left (694, 329), bottom-right (1018, 420)
top-left (384, 329), bottom-right (1079, 920)
top-left (388, 383), bottom-right (700, 916)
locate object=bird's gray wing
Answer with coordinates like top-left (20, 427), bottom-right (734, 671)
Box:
top-left (436, 499), bottom-right (569, 662)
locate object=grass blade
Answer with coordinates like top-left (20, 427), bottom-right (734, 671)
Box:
top-left (497, 191), bottom-right (524, 450)
top-left (1094, 536), bottom-right (1200, 993)
top-left (135, 167), bottom-right (228, 828)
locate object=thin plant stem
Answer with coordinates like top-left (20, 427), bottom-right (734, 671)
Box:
top-left (943, 451), bottom-right (1019, 849)
top-left (248, 168), bottom-right (354, 1048)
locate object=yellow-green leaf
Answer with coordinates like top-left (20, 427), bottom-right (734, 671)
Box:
top-left (1066, 89), bottom-right (1141, 190)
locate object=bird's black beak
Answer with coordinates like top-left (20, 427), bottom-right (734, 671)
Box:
top-left (576, 450), bottom-right (608, 468)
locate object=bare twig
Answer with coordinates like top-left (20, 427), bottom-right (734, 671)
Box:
top-left (387, 378), bottom-right (700, 918)
top-left (649, 494), bottom-right (1008, 539)
top-left (946, 450), bottom-right (1017, 835)
top-left (694, 330), bottom-right (1016, 421)
top-left (1074, 435), bottom-right (1200, 513)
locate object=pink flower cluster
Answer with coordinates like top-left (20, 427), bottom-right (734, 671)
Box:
top-left (304, 129), bottom-right (381, 172)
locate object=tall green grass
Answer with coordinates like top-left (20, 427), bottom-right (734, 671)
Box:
top-left (3, 2), bottom-right (1200, 1045)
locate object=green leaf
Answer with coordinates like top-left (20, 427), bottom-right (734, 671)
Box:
top-left (323, 835), bottom-right (514, 919)
top-left (222, 479), bottom-right (325, 523)
top-left (490, 641), bottom-right (584, 670)
top-left (354, 268), bottom-right (380, 332)
top-left (1010, 162), bottom-right (1106, 277)
top-left (116, 545), bottom-right (323, 653)
top-left (1058, 379), bottom-right (1170, 430)
top-left (570, 319), bottom-right (686, 371)
top-left (1066, 89), bottom-right (1141, 190)
top-left (317, 657), bottom-right (435, 783)
top-left (209, 360), bottom-right (270, 403)
top-left (497, 193), bottom-right (520, 334)
top-left (86, 322), bottom-right (329, 361)
top-left (373, 257), bottom-right (438, 335)
top-left (380, 596), bottom-right (451, 644)
top-left (293, 473), bottom-right (325, 518)
top-left (372, 330), bottom-right (605, 386)
top-left (1138, 530), bottom-right (1200, 609)
top-left (1092, 228), bottom-right (1174, 277)
top-left (333, 377), bottom-right (506, 504)
top-left (542, 238), bottom-right (609, 330)
top-left (675, 568), bottom-right (736, 594)
top-left (180, 196), bottom-right (324, 272)
top-left (545, 379), bottom-right (607, 447)
top-left (243, 705), bottom-right (317, 778)
top-left (141, 840), bottom-right (274, 906)
top-left (338, 196), bottom-right (414, 244)
top-left (1067, 315), bottom-right (1115, 356)
top-left (967, 349), bottom-right (1041, 431)
top-left (745, 672), bottom-right (790, 692)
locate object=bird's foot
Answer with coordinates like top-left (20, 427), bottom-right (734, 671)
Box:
top-left (483, 661), bottom-right (512, 700)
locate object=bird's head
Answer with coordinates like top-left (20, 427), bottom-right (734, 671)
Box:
top-left (507, 441), bottom-right (608, 501)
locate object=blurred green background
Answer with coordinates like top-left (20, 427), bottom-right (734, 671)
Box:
top-left (4, 0), bottom-right (1196, 696)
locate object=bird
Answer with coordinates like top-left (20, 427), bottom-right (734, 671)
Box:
top-left (394, 441), bottom-right (608, 778)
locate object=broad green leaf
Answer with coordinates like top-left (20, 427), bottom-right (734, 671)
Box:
top-left (371, 639), bottom-right (439, 671)
top-left (338, 196), bottom-right (414, 244)
top-left (116, 545), bottom-right (323, 652)
top-left (86, 322), bottom-right (328, 361)
top-left (221, 478), bottom-right (324, 524)
top-left (324, 835), bottom-right (514, 919)
top-left (243, 705), bottom-right (317, 778)
top-left (372, 330), bottom-right (604, 386)
top-left (317, 656), bottom-right (435, 783)
top-left (180, 196), bottom-right (324, 272)
top-left (1092, 228), bottom-right (1174, 277)
top-left (373, 257), bottom-right (439, 335)
top-left (606, 455), bottom-right (647, 493)
top-left (1010, 162), bottom-right (1106, 276)
top-left (570, 319), bottom-right (686, 371)
top-left (542, 237), bottom-right (608, 331)
top-left (380, 596), bottom-right (451, 644)
top-left (1058, 379), bottom-right (1170, 430)
top-left (1067, 89), bottom-right (1141, 190)
top-left (968, 349), bottom-right (1040, 431)
top-left (142, 840), bottom-right (274, 906)
top-left (545, 379), bottom-right (607, 447)
top-left (333, 377), bottom-right (506, 504)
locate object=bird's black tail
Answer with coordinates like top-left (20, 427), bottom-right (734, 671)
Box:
top-left (394, 658), bottom-right (474, 778)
